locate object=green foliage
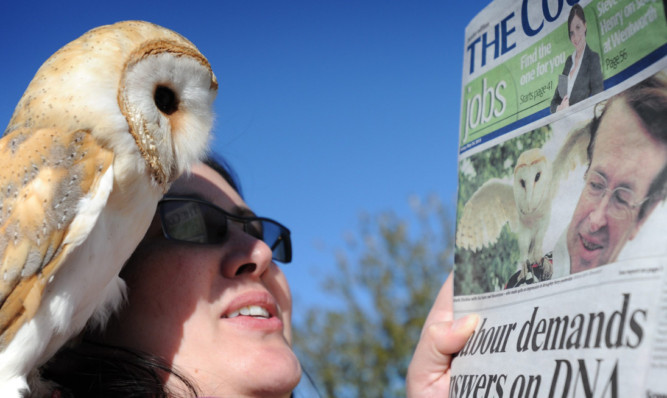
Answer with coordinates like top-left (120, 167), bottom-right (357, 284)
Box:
top-left (294, 195), bottom-right (454, 398)
top-left (455, 125), bottom-right (552, 295)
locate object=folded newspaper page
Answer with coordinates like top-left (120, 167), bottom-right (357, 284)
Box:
top-left (453, 0), bottom-right (667, 396)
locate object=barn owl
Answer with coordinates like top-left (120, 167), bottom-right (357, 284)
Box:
top-left (0, 21), bottom-right (216, 396)
top-left (456, 124), bottom-right (591, 282)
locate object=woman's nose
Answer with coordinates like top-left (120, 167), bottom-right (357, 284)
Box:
top-left (220, 225), bottom-right (274, 279)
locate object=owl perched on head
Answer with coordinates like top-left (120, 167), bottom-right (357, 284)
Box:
top-left (456, 124), bottom-right (591, 282)
top-left (0, 21), bottom-right (217, 396)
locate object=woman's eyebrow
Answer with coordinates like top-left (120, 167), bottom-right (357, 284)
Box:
top-left (230, 205), bottom-right (257, 218)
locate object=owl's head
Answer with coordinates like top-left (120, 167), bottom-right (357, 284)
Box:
top-left (513, 148), bottom-right (551, 215)
top-left (116, 23), bottom-right (217, 188)
top-left (8, 21), bottom-right (218, 190)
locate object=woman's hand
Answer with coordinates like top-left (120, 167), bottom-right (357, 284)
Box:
top-left (406, 274), bottom-right (478, 398)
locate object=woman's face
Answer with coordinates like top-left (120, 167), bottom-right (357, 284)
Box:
top-left (101, 163), bottom-right (301, 397)
top-left (569, 14), bottom-right (587, 54)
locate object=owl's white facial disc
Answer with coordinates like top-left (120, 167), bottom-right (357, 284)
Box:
top-left (120, 50), bottom-right (217, 187)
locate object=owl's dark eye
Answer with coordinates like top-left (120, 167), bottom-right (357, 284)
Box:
top-left (154, 85), bottom-right (179, 115)
top-left (535, 172), bottom-right (541, 182)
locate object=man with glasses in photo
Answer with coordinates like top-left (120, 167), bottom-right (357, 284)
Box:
top-left (507, 70), bottom-right (667, 287)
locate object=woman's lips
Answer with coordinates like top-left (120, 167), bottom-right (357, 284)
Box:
top-left (221, 291), bottom-right (283, 331)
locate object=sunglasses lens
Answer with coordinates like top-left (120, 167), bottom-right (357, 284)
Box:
top-left (261, 221), bottom-right (291, 263)
top-left (159, 199), bottom-right (291, 263)
top-left (161, 201), bottom-right (227, 244)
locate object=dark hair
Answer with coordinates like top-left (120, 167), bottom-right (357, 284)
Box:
top-left (568, 4), bottom-right (586, 34)
top-left (203, 153), bottom-right (243, 198)
top-left (587, 71), bottom-right (667, 220)
top-left (40, 154), bottom-right (243, 397)
top-left (41, 341), bottom-right (199, 398)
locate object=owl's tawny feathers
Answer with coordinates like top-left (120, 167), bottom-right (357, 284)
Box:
top-left (0, 127), bottom-right (113, 339)
top-left (0, 21), bottom-right (216, 396)
top-left (5, 21), bottom-right (217, 189)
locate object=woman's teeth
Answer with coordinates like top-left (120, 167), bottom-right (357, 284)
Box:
top-left (226, 305), bottom-right (270, 319)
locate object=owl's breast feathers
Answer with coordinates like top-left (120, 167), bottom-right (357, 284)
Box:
top-left (0, 126), bottom-right (113, 346)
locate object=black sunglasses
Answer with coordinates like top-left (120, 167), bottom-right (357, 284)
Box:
top-left (157, 197), bottom-right (292, 263)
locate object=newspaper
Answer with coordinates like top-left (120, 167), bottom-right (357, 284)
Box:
top-left (452, 0), bottom-right (667, 396)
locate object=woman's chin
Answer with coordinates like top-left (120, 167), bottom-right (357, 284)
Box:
top-left (257, 345), bottom-right (303, 392)
top-left (188, 344), bottom-right (302, 397)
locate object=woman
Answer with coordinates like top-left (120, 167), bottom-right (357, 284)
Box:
top-left (43, 156), bottom-right (300, 397)
top-left (550, 4), bottom-right (603, 113)
top-left (42, 155), bottom-right (475, 397)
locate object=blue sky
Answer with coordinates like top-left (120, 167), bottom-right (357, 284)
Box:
top-left (0, 0), bottom-right (490, 322)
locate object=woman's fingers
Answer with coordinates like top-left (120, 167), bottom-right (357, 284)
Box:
top-left (407, 274), bottom-right (479, 398)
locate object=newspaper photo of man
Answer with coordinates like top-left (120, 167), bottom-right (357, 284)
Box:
top-left (507, 70), bottom-right (667, 287)
top-left (564, 71), bottom-right (667, 273)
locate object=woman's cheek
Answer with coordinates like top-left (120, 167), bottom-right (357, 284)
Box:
top-left (264, 265), bottom-right (293, 344)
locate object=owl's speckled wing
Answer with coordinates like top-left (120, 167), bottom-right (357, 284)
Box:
top-left (456, 179), bottom-right (518, 251)
top-left (0, 125), bottom-right (113, 345)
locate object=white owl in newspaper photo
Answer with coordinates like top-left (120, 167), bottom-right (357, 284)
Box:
top-left (0, 21), bottom-right (216, 396)
top-left (456, 122), bottom-right (591, 286)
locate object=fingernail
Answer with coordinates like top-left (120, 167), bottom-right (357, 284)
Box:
top-left (451, 314), bottom-right (479, 331)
